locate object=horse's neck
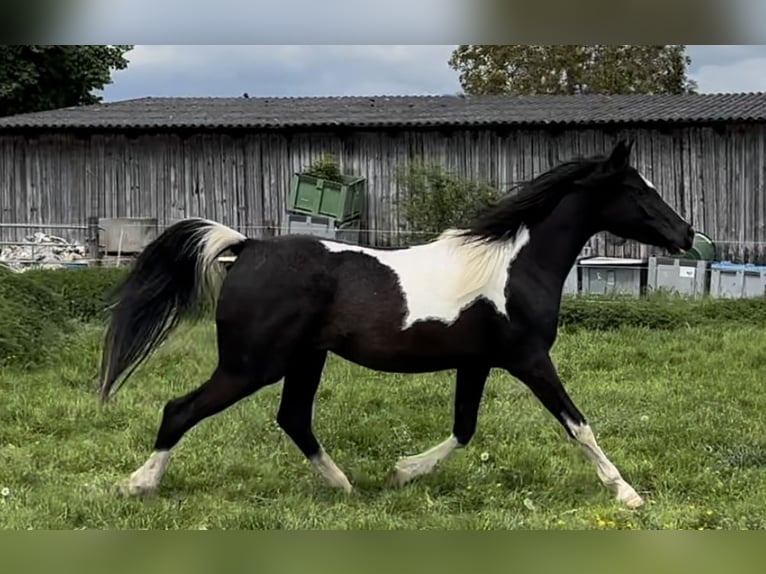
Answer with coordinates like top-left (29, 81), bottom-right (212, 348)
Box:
top-left (518, 195), bottom-right (595, 290)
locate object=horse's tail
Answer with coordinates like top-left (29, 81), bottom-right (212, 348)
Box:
top-left (98, 218), bottom-right (248, 403)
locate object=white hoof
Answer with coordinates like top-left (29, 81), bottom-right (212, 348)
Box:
top-left (333, 477), bottom-right (353, 494)
top-left (388, 456), bottom-right (436, 487)
top-left (118, 475), bottom-right (158, 498)
top-left (388, 436), bottom-right (460, 487)
top-left (117, 451), bottom-right (170, 498)
top-left (311, 450), bottom-right (353, 493)
top-left (616, 483), bottom-right (645, 508)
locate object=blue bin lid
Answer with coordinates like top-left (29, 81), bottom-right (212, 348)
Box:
top-left (711, 261), bottom-right (766, 273)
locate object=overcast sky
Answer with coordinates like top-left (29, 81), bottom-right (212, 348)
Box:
top-left (97, 45), bottom-right (766, 102)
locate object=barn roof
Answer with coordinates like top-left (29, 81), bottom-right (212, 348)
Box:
top-left (2, 93), bottom-right (766, 130)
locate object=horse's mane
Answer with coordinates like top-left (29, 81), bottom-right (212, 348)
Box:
top-left (429, 155), bottom-right (607, 299)
top-left (459, 155), bottom-right (609, 243)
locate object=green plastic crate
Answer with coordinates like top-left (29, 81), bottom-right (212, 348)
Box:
top-left (287, 173), bottom-right (366, 224)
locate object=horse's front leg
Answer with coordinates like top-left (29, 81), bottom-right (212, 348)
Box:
top-left (506, 350), bottom-right (644, 508)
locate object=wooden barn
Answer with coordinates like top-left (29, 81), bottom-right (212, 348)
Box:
top-left (1, 92), bottom-right (766, 262)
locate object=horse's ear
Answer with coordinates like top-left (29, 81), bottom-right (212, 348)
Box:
top-left (607, 139), bottom-right (633, 169)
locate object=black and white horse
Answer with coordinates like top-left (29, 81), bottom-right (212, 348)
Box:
top-left (99, 140), bottom-right (694, 508)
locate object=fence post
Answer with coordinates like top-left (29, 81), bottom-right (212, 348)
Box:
top-left (86, 216), bottom-right (102, 266)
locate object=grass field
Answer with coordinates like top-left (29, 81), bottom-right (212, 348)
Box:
top-left (0, 318), bottom-right (765, 530)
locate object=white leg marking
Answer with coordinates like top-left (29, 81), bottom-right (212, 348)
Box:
top-left (310, 449), bottom-right (353, 493)
top-left (390, 435), bottom-right (460, 486)
top-left (565, 418), bottom-right (644, 508)
top-left (121, 450), bottom-right (171, 497)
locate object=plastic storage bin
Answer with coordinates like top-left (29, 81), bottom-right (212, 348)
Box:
top-left (709, 261), bottom-right (766, 298)
top-left (579, 257), bottom-right (646, 296)
top-left (287, 173), bottom-right (366, 224)
top-left (286, 213), bottom-right (362, 244)
top-left (647, 256), bottom-right (709, 297)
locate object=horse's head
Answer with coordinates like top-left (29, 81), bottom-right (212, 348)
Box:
top-left (583, 140), bottom-right (694, 253)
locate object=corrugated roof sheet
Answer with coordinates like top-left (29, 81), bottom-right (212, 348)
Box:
top-left (1, 93), bottom-right (766, 130)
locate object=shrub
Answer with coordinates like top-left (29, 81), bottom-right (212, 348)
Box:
top-left (396, 162), bottom-right (503, 244)
top-left (304, 153), bottom-right (344, 183)
top-left (0, 266), bottom-right (69, 368)
top-left (0, 266), bottom-right (130, 367)
top-left (22, 267), bottom-right (129, 322)
top-left (559, 294), bottom-right (766, 331)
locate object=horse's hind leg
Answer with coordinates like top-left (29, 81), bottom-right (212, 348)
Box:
top-left (389, 365), bottom-right (490, 486)
top-left (276, 350), bottom-right (352, 492)
top-left (120, 367), bottom-right (272, 497)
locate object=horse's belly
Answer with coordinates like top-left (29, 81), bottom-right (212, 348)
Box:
top-left (324, 318), bottom-right (497, 373)
top-left (330, 342), bottom-right (461, 373)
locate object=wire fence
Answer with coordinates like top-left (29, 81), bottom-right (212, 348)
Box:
top-left (2, 220), bottom-right (766, 274)
top-left (3, 219), bottom-right (766, 244)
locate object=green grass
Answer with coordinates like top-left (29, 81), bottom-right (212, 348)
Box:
top-left (0, 320), bottom-right (765, 530)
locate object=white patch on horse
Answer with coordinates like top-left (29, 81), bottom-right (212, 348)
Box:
top-left (390, 435), bottom-right (460, 486)
top-left (638, 172), bottom-right (656, 190)
top-left (320, 225), bottom-right (530, 329)
top-left (122, 450), bottom-right (171, 496)
top-left (310, 449), bottom-right (353, 493)
top-left (563, 417), bottom-right (644, 508)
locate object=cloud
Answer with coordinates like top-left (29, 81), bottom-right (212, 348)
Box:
top-left (691, 58), bottom-right (766, 93)
top-left (686, 45), bottom-right (766, 92)
top-left (100, 45), bottom-right (463, 100)
top-left (687, 45), bottom-right (766, 69)
top-left (98, 45), bottom-right (766, 102)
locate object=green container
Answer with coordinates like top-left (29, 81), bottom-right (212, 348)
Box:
top-left (673, 231), bottom-right (716, 261)
top-left (287, 173), bottom-right (366, 224)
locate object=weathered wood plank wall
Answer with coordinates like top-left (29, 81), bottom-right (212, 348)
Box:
top-left (1, 123), bottom-right (764, 262)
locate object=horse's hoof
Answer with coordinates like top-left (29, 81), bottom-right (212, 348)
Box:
top-left (615, 482), bottom-right (645, 509)
top-left (385, 463), bottom-right (416, 488)
top-left (116, 478), bottom-right (157, 498)
top-left (339, 482), bottom-right (353, 494)
top-left (622, 493), bottom-right (645, 509)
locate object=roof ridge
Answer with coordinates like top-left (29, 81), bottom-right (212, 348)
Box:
top-left (122, 94), bottom-right (461, 101)
top-left (102, 91), bottom-right (766, 101)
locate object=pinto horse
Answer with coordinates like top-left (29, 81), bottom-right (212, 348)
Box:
top-left (99, 140), bottom-right (694, 508)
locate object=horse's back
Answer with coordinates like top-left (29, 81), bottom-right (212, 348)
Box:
top-left (216, 235), bottom-right (337, 324)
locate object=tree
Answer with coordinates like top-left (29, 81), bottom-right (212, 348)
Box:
top-left (448, 45), bottom-right (697, 96)
top-left (0, 45), bottom-right (133, 117)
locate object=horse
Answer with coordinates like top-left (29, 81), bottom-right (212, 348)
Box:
top-left (98, 140), bottom-right (694, 509)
